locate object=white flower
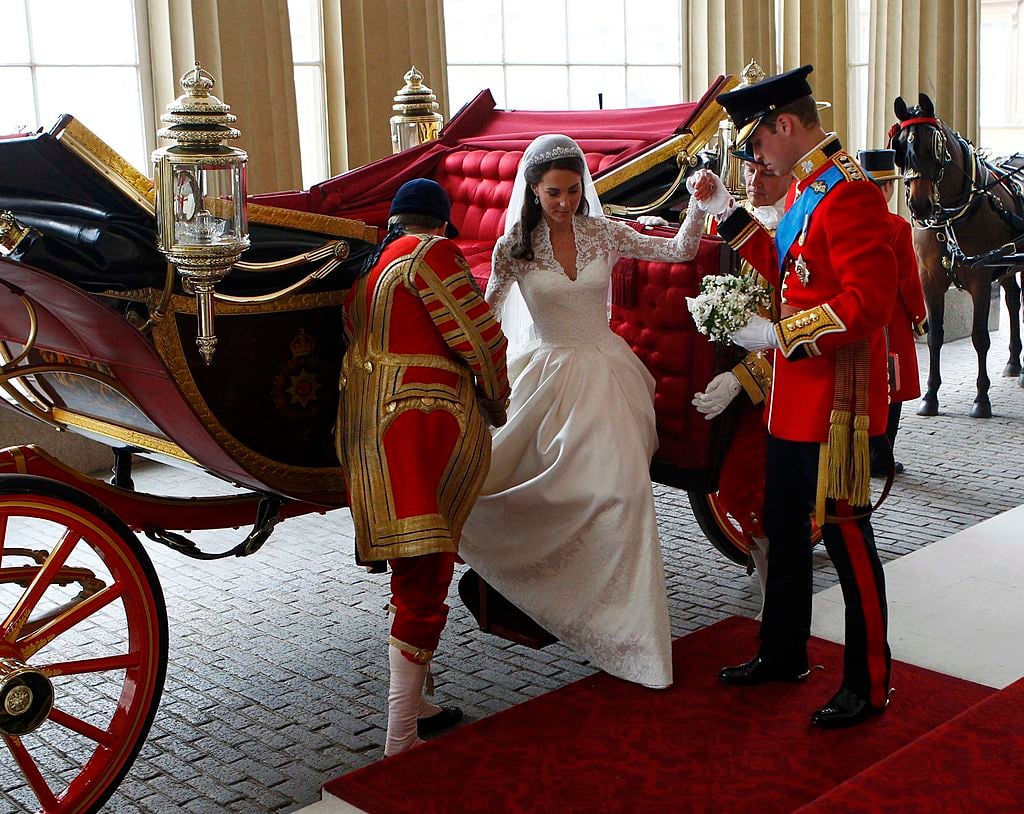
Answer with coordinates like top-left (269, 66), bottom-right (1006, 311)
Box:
top-left (690, 275), bottom-right (771, 344)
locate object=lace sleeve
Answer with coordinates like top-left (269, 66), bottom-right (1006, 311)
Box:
top-left (603, 206), bottom-right (704, 263)
top-left (485, 238), bottom-right (518, 318)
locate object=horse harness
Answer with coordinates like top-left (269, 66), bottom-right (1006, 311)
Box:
top-left (893, 115), bottom-right (1024, 286)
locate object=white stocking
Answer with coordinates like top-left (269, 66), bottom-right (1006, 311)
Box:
top-left (418, 694), bottom-right (442, 718)
top-left (385, 644), bottom-right (427, 756)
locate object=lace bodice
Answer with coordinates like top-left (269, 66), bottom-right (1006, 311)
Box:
top-left (485, 208), bottom-right (703, 346)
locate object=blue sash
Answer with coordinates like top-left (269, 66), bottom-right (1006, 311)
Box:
top-left (775, 164), bottom-right (845, 272)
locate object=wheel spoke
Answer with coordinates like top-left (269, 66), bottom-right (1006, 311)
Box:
top-left (0, 515), bottom-right (8, 562)
top-left (18, 582), bottom-right (126, 660)
top-left (41, 652), bottom-right (140, 677)
top-left (1, 527), bottom-right (80, 643)
top-left (48, 706), bottom-right (117, 749)
top-left (3, 734), bottom-right (59, 811)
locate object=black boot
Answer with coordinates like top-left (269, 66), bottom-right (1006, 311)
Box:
top-left (811, 685), bottom-right (887, 728)
top-left (719, 655), bottom-right (809, 685)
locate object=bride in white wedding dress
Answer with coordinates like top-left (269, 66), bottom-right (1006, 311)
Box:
top-left (458, 134), bottom-right (704, 688)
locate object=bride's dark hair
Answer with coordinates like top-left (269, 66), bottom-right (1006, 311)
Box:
top-left (508, 155), bottom-right (589, 261)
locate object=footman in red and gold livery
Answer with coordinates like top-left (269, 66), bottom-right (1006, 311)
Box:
top-left (337, 179), bottom-right (509, 756)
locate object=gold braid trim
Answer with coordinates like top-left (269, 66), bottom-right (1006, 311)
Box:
top-left (389, 635), bottom-right (434, 665)
top-left (822, 341), bottom-right (873, 518)
top-left (733, 351), bottom-right (772, 404)
top-left (777, 304), bottom-right (846, 357)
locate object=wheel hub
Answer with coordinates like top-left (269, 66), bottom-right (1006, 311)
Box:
top-left (0, 656), bottom-right (54, 736)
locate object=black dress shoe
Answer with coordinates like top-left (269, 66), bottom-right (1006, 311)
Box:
top-left (417, 706), bottom-right (464, 737)
top-left (718, 656), bottom-right (809, 685)
top-left (811, 685), bottom-right (886, 728)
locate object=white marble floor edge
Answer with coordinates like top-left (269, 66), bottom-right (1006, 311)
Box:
top-left (811, 504), bottom-right (1024, 689)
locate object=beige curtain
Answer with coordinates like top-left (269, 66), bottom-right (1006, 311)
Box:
top-left (683, 0), bottom-right (777, 100)
top-left (323, 0), bottom-right (448, 174)
top-left (866, 0), bottom-right (979, 150)
top-left (778, 0), bottom-right (850, 141)
top-left (146, 0), bottom-right (303, 194)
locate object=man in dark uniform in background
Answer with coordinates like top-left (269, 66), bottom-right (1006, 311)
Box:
top-left (690, 65), bottom-right (897, 727)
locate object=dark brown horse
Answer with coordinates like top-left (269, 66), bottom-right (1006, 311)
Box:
top-left (891, 94), bottom-right (1024, 418)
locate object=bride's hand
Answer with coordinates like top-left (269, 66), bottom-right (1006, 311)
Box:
top-left (686, 170), bottom-right (733, 216)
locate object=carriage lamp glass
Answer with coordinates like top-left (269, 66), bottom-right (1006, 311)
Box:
top-left (390, 66), bottom-right (445, 154)
top-left (152, 63), bottom-right (249, 364)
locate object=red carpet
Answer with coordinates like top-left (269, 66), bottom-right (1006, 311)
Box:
top-left (795, 674), bottom-right (1024, 813)
top-left (325, 617), bottom-right (994, 813)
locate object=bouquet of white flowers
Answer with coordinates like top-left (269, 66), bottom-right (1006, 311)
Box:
top-left (688, 275), bottom-right (772, 344)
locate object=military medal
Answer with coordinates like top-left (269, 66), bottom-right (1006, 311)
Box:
top-left (811, 180), bottom-right (827, 194)
top-left (794, 255), bottom-right (810, 285)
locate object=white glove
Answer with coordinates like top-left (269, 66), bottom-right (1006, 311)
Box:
top-left (730, 314), bottom-right (780, 351)
top-left (637, 215), bottom-right (670, 227)
top-left (692, 372), bottom-right (743, 420)
top-left (686, 169), bottom-right (734, 216)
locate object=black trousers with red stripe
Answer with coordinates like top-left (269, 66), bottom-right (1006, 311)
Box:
top-left (760, 435), bottom-right (892, 707)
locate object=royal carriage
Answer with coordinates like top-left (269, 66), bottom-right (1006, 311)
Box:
top-left (0, 71), bottom-right (754, 812)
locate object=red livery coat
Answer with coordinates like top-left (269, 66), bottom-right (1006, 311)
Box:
top-left (338, 234), bottom-right (510, 563)
top-left (717, 137), bottom-right (897, 444)
top-left (886, 212), bottom-right (926, 403)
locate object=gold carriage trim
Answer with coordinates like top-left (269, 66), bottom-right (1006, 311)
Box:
top-left (51, 408), bottom-right (196, 464)
top-left (777, 304), bottom-right (845, 358)
top-left (733, 351), bottom-right (773, 405)
top-left (55, 117), bottom-right (376, 242)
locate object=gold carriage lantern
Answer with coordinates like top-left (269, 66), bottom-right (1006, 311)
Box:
top-left (718, 59), bottom-right (766, 196)
top-left (390, 66), bottom-right (444, 154)
top-left (152, 63), bottom-right (249, 364)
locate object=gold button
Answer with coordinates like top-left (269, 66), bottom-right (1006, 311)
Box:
top-left (421, 397), bottom-right (435, 406)
top-left (386, 402), bottom-right (397, 413)
top-left (339, 376), bottom-right (348, 388)
top-left (810, 313), bottom-right (819, 321)
top-left (363, 361), bottom-right (373, 372)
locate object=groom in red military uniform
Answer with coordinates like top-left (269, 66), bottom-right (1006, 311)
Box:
top-left (337, 179), bottom-right (510, 755)
top-left (691, 65), bottom-right (897, 727)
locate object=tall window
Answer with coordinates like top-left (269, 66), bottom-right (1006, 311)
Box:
top-left (846, 0), bottom-right (870, 153)
top-left (979, 0), bottom-right (1024, 154)
top-left (444, 0), bottom-right (683, 113)
top-left (288, 0), bottom-right (328, 188)
top-left (0, 0), bottom-right (153, 172)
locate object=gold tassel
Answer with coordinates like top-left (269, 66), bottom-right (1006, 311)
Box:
top-left (826, 408), bottom-right (852, 499)
top-left (850, 414), bottom-right (872, 506)
top-left (425, 664), bottom-right (435, 696)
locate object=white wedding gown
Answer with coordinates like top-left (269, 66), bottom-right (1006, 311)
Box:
top-left (459, 212), bottom-right (702, 689)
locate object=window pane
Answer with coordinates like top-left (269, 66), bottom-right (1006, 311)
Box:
top-left (569, 65), bottom-right (625, 109)
top-left (445, 0), bottom-right (502, 63)
top-left (294, 65), bottom-right (326, 188)
top-left (506, 65), bottom-right (568, 109)
top-left (626, 66), bottom-right (680, 107)
top-left (29, 0), bottom-right (138, 64)
top-left (0, 0), bottom-right (31, 63)
top-left (567, 0), bottom-right (624, 64)
top-left (626, 0), bottom-right (680, 65)
top-left (505, 0), bottom-right (566, 64)
top-left (447, 65), bottom-right (506, 112)
top-left (288, 0), bottom-right (322, 62)
top-left (36, 67), bottom-right (146, 170)
top-left (847, 65), bottom-right (867, 154)
top-left (0, 68), bottom-right (36, 134)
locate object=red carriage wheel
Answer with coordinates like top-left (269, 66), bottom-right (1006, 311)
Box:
top-left (0, 475), bottom-right (167, 814)
top-left (687, 490), bottom-right (752, 565)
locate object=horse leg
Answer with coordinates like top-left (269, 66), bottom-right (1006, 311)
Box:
top-left (999, 270), bottom-right (1022, 379)
top-left (969, 277), bottom-right (993, 418)
top-left (918, 265), bottom-right (946, 417)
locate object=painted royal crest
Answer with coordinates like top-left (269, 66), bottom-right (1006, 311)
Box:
top-left (272, 329), bottom-right (326, 420)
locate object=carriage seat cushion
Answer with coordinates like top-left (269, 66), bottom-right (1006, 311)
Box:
top-left (438, 148), bottom-right (620, 287)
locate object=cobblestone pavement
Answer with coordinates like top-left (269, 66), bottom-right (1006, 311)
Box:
top-left (2, 327), bottom-right (1024, 813)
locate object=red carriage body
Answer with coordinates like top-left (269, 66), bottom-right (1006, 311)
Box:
top-left (0, 78), bottom-right (744, 813)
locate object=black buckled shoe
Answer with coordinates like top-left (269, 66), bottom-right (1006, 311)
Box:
top-left (417, 706), bottom-right (464, 737)
top-left (718, 656), bottom-right (809, 686)
top-left (811, 685), bottom-right (887, 728)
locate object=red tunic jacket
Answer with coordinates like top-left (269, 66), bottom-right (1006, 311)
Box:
top-left (338, 234), bottom-right (510, 562)
top-left (886, 212), bottom-right (926, 403)
top-left (717, 136), bottom-right (897, 445)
